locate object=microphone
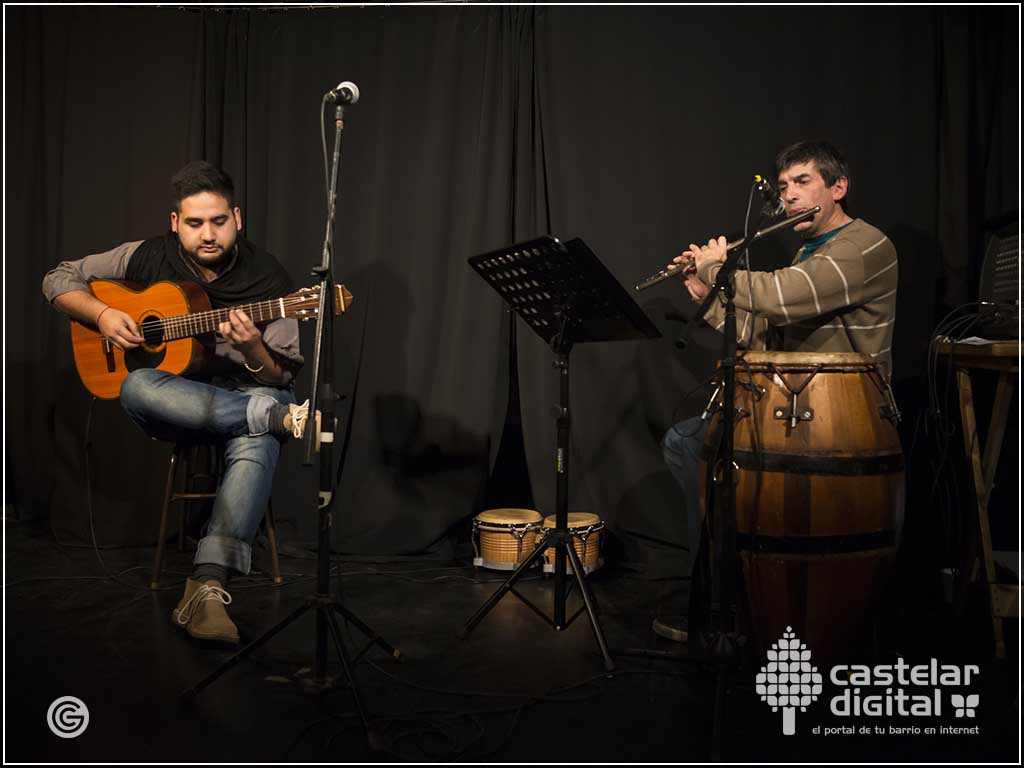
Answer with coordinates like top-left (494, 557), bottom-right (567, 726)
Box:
top-left (325, 81), bottom-right (360, 105)
top-left (754, 174), bottom-right (785, 217)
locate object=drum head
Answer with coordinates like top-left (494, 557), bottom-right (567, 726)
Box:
top-left (739, 351), bottom-right (876, 371)
top-left (542, 512), bottom-right (601, 529)
top-left (477, 508), bottom-right (542, 525)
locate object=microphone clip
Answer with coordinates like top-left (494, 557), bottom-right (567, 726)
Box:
top-left (325, 81), bottom-right (360, 105)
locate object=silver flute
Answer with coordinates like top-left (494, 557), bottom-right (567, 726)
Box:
top-left (634, 206), bottom-right (821, 291)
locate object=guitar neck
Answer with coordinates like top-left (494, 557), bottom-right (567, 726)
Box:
top-left (162, 298), bottom-right (289, 341)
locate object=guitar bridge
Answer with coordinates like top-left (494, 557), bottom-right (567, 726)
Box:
top-left (102, 337), bottom-right (116, 372)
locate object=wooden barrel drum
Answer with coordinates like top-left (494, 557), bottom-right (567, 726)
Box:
top-left (699, 352), bottom-right (904, 661)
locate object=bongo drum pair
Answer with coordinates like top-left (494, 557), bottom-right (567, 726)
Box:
top-left (472, 508), bottom-right (604, 574)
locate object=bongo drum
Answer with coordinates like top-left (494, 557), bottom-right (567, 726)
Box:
top-left (540, 512), bottom-right (605, 574)
top-left (699, 352), bottom-right (904, 662)
top-left (472, 508), bottom-right (543, 570)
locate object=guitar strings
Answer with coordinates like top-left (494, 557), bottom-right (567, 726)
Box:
top-left (136, 296), bottom-right (313, 329)
top-left (135, 296), bottom-right (318, 341)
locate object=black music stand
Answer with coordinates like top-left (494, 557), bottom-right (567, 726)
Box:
top-left (462, 236), bottom-right (661, 671)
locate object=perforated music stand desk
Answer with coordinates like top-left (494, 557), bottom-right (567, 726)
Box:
top-left (464, 236), bottom-right (660, 670)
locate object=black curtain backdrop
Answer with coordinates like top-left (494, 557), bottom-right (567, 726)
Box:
top-left (6, 6), bottom-right (1018, 577)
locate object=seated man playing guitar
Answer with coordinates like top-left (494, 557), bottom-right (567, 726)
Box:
top-left (42, 161), bottom-right (312, 645)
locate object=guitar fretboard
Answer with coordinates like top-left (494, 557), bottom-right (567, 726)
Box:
top-left (150, 299), bottom-right (289, 342)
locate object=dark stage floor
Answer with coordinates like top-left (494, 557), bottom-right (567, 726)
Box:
top-left (4, 519), bottom-right (1019, 763)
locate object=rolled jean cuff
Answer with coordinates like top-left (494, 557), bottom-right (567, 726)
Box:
top-left (245, 393), bottom-right (279, 437)
top-left (194, 534), bottom-right (252, 575)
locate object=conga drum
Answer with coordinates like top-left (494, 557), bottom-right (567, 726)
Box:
top-left (472, 509), bottom-right (543, 570)
top-left (540, 512), bottom-right (605, 574)
top-left (699, 352), bottom-right (904, 662)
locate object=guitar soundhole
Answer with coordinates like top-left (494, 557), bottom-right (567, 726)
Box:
top-left (125, 313), bottom-right (167, 373)
top-left (139, 313), bottom-right (166, 350)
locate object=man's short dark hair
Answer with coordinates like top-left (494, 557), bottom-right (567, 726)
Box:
top-left (170, 161), bottom-right (235, 212)
top-left (774, 140), bottom-right (851, 210)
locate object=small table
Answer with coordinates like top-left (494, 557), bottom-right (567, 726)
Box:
top-left (938, 339), bottom-right (1020, 658)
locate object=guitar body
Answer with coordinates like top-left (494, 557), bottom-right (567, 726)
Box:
top-left (71, 280), bottom-right (213, 399)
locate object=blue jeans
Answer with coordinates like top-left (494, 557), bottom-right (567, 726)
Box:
top-left (119, 368), bottom-right (296, 575)
top-left (661, 415), bottom-right (711, 572)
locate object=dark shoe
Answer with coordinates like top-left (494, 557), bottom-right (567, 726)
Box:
top-left (172, 578), bottom-right (239, 644)
top-left (652, 615), bottom-right (688, 643)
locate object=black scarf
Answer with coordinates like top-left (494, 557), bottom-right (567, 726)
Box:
top-left (125, 232), bottom-right (294, 309)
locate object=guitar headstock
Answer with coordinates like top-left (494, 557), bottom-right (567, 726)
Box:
top-left (283, 285), bottom-right (354, 322)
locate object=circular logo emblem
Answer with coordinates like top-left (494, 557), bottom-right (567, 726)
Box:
top-left (47, 697), bottom-right (89, 739)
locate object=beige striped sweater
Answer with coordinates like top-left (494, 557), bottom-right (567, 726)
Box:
top-left (696, 218), bottom-right (898, 380)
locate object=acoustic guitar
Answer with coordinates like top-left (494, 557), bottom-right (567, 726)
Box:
top-left (70, 279), bottom-right (352, 399)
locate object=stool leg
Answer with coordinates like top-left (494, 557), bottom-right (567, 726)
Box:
top-left (151, 447), bottom-right (180, 590)
top-left (177, 448), bottom-right (193, 552)
top-left (956, 368), bottom-right (1008, 658)
top-left (264, 499), bottom-right (283, 585)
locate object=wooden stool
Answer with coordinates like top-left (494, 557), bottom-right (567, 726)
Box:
top-left (149, 443), bottom-right (283, 589)
top-left (939, 340), bottom-right (1020, 658)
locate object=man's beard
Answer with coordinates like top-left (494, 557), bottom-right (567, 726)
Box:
top-left (181, 240), bottom-right (235, 271)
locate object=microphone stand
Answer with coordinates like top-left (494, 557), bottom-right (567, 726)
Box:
top-left (618, 206), bottom-right (818, 759)
top-left (182, 99), bottom-right (398, 752)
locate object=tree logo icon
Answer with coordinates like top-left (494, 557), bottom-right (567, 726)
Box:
top-left (755, 626), bottom-right (823, 735)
